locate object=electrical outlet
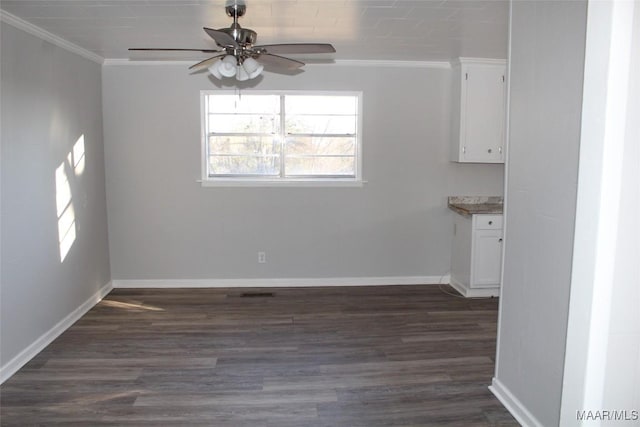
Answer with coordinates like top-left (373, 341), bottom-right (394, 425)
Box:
top-left (258, 251), bottom-right (266, 264)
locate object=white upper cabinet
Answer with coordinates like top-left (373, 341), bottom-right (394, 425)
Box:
top-left (451, 58), bottom-right (507, 163)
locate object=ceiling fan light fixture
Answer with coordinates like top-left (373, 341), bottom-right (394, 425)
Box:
top-left (208, 60), bottom-right (223, 79)
top-left (208, 55), bottom-right (262, 81)
top-left (236, 65), bottom-right (250, 81)
top-left (219, 55), bottom-right (238, 77)
top-left (242, 57), bottom-right (264, 79)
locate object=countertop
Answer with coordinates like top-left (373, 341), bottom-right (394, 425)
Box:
top-left (448, 196), bottom-right (503, 217)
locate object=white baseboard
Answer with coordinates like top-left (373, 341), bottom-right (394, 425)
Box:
top-left (112, 275), bottom-right (450, 289)
top-left (450, 278), bottom-right (500, 298)
top-left (489, 377), bottom-right (544, 427)
top-left (0, 281), bottom-right (114, 384)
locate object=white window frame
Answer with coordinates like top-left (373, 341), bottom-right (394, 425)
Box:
top-left (200, 90), bottom-right (363, 187)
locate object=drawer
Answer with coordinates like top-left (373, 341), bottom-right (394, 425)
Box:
top-left (474, 214), bottom-right (503, 230)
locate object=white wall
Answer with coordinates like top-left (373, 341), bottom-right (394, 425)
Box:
top-left (492, 1), bottom-right (587, 426)
top-left (0, 22), bottom-right (111, 379)
top-left (603, 1), bottom-right (640, 407)
top-left (102, 63), bottom-right (504, 282)
top-left (560, 1), bottom-right (640, 424)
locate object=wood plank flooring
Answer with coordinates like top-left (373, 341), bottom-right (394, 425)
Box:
top-left (0, 285), bottom-right (518, 426)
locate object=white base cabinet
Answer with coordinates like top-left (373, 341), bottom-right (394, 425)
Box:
top-left (450, 214), bottom-right (503, 297)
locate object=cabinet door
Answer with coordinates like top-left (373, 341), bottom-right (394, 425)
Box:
top-left (461, 65), bottom-right (506, 163)
top-left (471, 229), bottom-right (503, 287)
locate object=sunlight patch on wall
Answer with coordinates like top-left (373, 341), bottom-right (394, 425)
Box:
top-left (55, 161), bottom-right (75, 262)
top-left (55, 134), bottom-right (85, 262)
top-left (72, 135), bottom-right (85, 176)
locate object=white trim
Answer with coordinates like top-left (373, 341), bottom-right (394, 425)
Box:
top-left (356, 89), bottom-right (364, 183)
top-left (0, 10), bottom-right (103, 64)
top-left (332, 59), bottom-right (451, 69)
top-left (200, 90), bottom-right (363, 184)
top-left (103, 58), bottom-right (452, 69)
top-left (489, 377), bottom-right (545, 427)
top-left (112, 275), bottom-right (450, 289)
top-left (103, 59), bottom-right (194, 66)
top-left (453, 57), bottom-right (507, 66)
top-left (559, 1), bottom-right (637, 423)
top-left (494, 0), bottom-right (514, 379)
top-left (0, 281), bottom-right (113, 384)
top-left (198, 179), bottom-right (366, 188)
top-left (449, 278), bottom-right (500, 298)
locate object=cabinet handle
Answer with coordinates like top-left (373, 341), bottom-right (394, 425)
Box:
top-left (488, 221), bottom-right (493, 225)
top-left (488, 148), bottom-right (493, 153)
top-left (499, 238), bottom-right (503, 242)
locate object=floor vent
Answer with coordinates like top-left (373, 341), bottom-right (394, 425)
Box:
top-left (240, 292), bottom-right (274, 298)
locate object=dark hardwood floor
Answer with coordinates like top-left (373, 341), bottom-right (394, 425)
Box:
top-left (0, 285), bottom-right (518, 426)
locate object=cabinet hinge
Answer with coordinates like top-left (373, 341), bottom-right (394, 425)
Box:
top-left (462, 146), bottom-right (466, 154)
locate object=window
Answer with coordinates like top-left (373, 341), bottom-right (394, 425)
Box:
top-left (201, 91), bottom-right (362, 186)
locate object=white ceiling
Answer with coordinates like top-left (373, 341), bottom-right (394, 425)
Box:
top-left (0, 0), bottom-right (508, 62)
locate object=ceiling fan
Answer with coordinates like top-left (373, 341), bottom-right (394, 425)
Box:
top-left (129, 1), bottom-right (336, 81)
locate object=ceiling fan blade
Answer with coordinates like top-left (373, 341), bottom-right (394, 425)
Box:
top-left (189, 54), bottom-right (226, 71)
top-left (129, 48), bottom-right (222, 53)
top-left (254, 43), bottom-right (336, 55)
top-left (203, 27), bottom-right (238, 48)
top-left (257, 53), bottom-right (305, 70)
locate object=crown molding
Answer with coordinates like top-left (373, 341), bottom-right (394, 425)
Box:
top-left (0, 10), bottom-right (495, 70)
top-left (103, 59), bottom-right (193, 66)
top-left (332, 59), bottom-right (451, 69)
top-left (0, 10), bottom-right (103, 64)
top-left (103, 58), bottom-right (452, 69)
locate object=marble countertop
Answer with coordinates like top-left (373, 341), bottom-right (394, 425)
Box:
top-left (448, 196), bottom-right (504, 217)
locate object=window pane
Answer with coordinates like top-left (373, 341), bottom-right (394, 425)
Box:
top-left (285, 156), bottom-right (355, 176)
top-left (285, 95), bottom-right (357, 115)
top-left (209, 114), bottom-right (279, 134)
top-left (209, 154), bottom-right (280, 176)
top-left (203, 92), bottom-right (360, 181)
top-left (286, 115), bottom-right (356, 135)
top-left (208, 95), bottom-right (280, 114)
top-left (209, 136), bottom-right (279, 156)
top-left (286, 136), bottom-right (355, 156)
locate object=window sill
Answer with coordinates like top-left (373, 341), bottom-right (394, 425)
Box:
top-left (199, 179), bottom-right (366, 188)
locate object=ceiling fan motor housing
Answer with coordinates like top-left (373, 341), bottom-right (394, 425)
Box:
top-left (220, 26), bottom-right (257, 46)
top-left (221, 3), bottom-right (256, 46)
top-left (225, 3), bottom-right (246, 18)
